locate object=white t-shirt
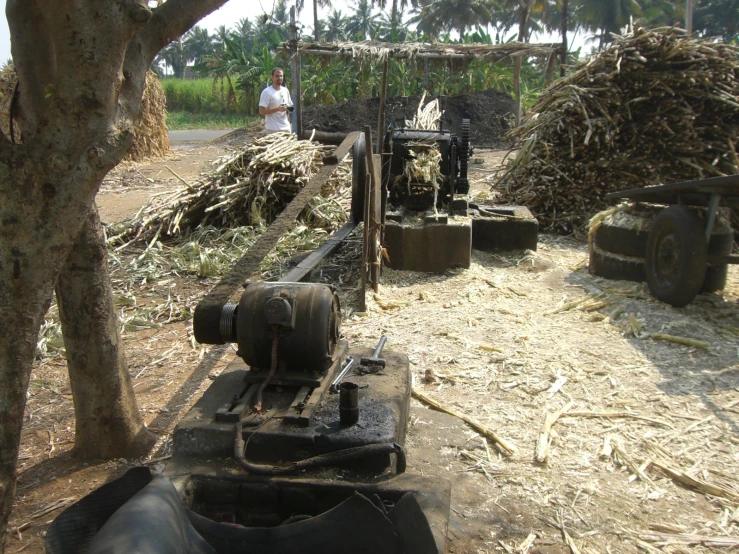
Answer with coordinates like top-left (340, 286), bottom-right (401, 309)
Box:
top-left (259, 85), bottom-right (293, 132)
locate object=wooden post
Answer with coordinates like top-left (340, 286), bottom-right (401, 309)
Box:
top-left (360, 134), bottom-right (370, 311)
top-left (289, 7), bottom-right (302, 136)
top-left (377, 59), bottom-right (389, 156)
top-left (363, 126), bottom-right (382, 292)
top-left (545, 51), bottom-right (557, 85)
top-left (560, 0), bottom-right (568, 77)
top-left (514, 56), bottom-right (522, 127)
top-left (423, 57), bottom-right (429, 91)
top-left (685, 0), bottom-right (694, 34)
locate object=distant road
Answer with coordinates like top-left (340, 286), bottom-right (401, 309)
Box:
top-left (168, 129), bottom-right (235, 143)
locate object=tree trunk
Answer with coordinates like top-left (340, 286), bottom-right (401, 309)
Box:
top-left (0, 1), bottom-right (231, 549)
top-left (0, 248), bottom-right (54, 554)
top-left (391, 0), bottom-right (398, 40)
top-left (314, 0), bottom-right (320, 41)
top-left (561, 0), bottom-right (568, 77)
top-left (56, 206), bottom-right (155, 459)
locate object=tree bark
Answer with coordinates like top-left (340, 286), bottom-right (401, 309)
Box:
top-left (314, 0), bottom-right (320, 41)
top-left (0, 1), bottom-right (231, 550)
top-left (56, 206), bottom-right (155, 459)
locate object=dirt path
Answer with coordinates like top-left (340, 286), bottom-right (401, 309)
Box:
top-left (6, 144), bottom-right (739, 554)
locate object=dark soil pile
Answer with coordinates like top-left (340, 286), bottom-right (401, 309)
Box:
top-left (302, 89), bottom-right (517, 148)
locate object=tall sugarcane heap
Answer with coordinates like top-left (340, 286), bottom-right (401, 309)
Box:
top-left (497, 26), bottom-right (739, 235)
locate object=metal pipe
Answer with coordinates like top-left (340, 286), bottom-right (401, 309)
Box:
top-left (339, 382), bottom-right (359, 425)
top-left (234, 421), bottom-right (406, 474)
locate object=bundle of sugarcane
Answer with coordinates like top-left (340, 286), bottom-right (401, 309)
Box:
top-left (496, 26), bottom-right (739, 235)
top-left (110, 133), bottom-right (339, 243)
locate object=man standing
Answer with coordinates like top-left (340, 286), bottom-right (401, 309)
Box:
top-left (259, 67), bottom-right (293, 133)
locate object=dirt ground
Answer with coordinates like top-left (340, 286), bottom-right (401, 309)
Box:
top-left (6, 139), bottom-right (739, 554)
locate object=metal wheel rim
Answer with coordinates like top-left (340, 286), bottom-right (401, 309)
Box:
top-left (652, 233), bottom-right (680, 288)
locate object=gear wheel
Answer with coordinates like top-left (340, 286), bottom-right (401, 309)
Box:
top-left (457, 119), bottom-right (470, 195)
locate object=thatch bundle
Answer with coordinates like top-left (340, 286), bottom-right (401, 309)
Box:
top-left (109, 132), bottom-right (349, 244)
top-left (0, 67), bottom-right (168, 161)
top-left (497, 27), bottom-right (739, 235)
top-left (126, 71), bottom-right (169, 161)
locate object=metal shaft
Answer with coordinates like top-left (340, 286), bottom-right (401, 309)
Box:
top-left (373, 335), bottom-right (387, 358)
top-left (330, 356), bottom-right (355, 392)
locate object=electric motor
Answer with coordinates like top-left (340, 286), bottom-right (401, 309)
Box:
top-left (216, 282), bottom-right (341, 372)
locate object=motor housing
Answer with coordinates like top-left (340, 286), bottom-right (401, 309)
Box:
top-left (218, 282), bottom-right (341, 372)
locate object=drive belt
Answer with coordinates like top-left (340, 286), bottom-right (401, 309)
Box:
top-left (193, 131), bottom-right (361, 344)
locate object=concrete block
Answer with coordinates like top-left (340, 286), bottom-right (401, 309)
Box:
top-left (384, 217), bottom-right (472, 273)
top-left (472, 205), bottom-right (538, 252)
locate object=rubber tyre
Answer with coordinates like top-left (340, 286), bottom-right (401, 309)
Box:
top-left (701, 264), bottom-right (728, 293)
top-left (351, 133), bottom-right (366, 224)
top-left (589, 248), bottom-right (646, 283)
top-left (645, 206), bottom-right (707, 308)
top-left (595, 216), bottom-right (734, 258)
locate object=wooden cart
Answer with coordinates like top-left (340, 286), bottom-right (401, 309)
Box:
top-left (606, 174), bottom-right (739, 307)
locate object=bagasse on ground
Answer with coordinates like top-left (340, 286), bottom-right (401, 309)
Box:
top-left (6, 142), bottom-right (739, 554)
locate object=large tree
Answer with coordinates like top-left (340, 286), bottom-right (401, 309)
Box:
top-left (0, 0), bottom-right (230, 550)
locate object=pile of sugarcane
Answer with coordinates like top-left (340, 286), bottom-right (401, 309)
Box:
top-left (496, 26), bottom-right (739, 234)
top-left (110, 133), bottom-right (346, 243)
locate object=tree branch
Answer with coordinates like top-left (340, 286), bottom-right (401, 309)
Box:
top-left (6, 0), bottom-right (56, 134)
top-left (140, 0), bottom-right (231, 61)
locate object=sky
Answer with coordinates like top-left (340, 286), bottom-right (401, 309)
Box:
top-left (0, 1), bottom-right (586, 65)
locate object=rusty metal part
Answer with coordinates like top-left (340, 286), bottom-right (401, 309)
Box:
top-left (254, 327), bottom-right (280, 413)
top-left (193, 131), bottom-right (361, 345)
top-left (279, 220), bottom-right (357, 283)
top-left (339, 382), bottom-right (359, 426)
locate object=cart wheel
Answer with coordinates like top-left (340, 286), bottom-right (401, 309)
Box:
top-left (645, 206), bottom-right (707, 307)
top-left (351, 133), bottom-right (366, 224)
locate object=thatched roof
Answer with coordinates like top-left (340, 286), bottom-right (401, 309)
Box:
top-left (282, 40), bottom-right (560, 62)
top-left (0, 68), bottom-right (169, 162)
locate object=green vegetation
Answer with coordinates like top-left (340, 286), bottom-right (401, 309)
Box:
top-left (166, 111), bottom-right (255, 130)
top-left (162, 79), bottom-right (237, 113)
top-left (156, 0), bottom-right (737, 124)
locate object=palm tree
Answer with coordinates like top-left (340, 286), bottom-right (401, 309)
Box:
top-left (409, 0), bottom-right (495, 39)
top-left (694, 0), bottom-right (739, 42)
top-left (347, 0), bottom-right (380, 39)
top-left (575, 0), bottom-right (642, 48)
top-left (297, 0), bottom-right (334, 41)
top-left (184, 26), bottom-right (218, 66)
top-left (325, 9), bottom-right (349, 41)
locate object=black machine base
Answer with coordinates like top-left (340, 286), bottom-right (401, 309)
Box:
top-left (172, 342), bottom-right (411, 475)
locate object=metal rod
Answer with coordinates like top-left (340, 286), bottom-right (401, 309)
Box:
top-left (705, 193), bottom-right (721, 243)
top-left (330, 356), bottom-right (355, 393)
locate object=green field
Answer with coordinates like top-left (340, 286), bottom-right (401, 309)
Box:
top-left (162, 78), bottom-right (255, 129)
top-left (166, 111), bottom-right (256, 130)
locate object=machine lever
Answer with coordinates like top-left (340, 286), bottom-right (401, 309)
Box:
top-left (329, 356), bottom-right (355, 393)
